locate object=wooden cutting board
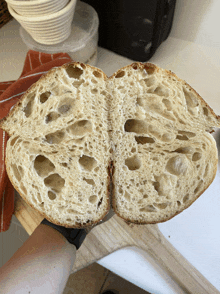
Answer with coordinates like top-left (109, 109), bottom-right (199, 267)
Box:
top-left (14, 192), bottom-right (218, 294)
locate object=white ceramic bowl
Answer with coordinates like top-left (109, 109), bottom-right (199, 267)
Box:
top-left (5, 0), bottom-right (69, 16)
top-left (7, 0), bottom-right (77, 45)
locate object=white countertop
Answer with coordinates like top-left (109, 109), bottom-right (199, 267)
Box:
top-left (1, 4), bottom-right (220, 292)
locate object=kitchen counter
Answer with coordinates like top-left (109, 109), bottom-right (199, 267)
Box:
top-left (1, 14), bottom-right (220, 294)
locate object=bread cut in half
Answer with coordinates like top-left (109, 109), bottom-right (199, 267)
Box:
top-left (1, 62), bottom-right (220, 228)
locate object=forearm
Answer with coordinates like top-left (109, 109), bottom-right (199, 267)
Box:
top-left (0, 223), bottom-right (76, 294)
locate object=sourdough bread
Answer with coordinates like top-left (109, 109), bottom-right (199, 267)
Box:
top-left (1, 62), bottom-right (219, 227)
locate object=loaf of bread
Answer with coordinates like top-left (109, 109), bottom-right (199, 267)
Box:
top-left (1, 62), bottom-right (219, 228)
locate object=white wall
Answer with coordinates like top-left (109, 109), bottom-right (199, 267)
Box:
top-left (170, 0), bottom-right (220, 48)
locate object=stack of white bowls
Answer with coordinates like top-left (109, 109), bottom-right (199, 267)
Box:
top-left (6, 0), bottom-right (77, 45)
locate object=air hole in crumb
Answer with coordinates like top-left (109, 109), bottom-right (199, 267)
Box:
top-left (11, 164), bottom-right (22, 181)
top-left (124, 119), bottom-right (148, 134)
top-left (93, 70), bottom-right (102, 78)
top-left (203, 107), bottom-right (209, 116)
top-left (48, 191), bottom-right (56, 200)
top-left (135, 136), bottom-right (155, 144)
top-left (73, 79), bottom-right (85, 88)
top-left (183, 194), bottom-right (189, 203)
top-left (44, 173), bottom-right (65, 193)
top-left (67, 120), bottom-right (92, 136)
top-left (115, 71), bottom-right (125, 78)
top-left (154, 86), bottom-right (169, 96)
top-left (194, 180), bottom-right (203, 194)
top-left (124, 191), bottom-right (130, 200)
top-left (66, 65), bottom-right (83, 79)
top-left (144, 76), bottom-right (156, 87)
top-left (91, 88), bottom-right (98, 94)
top-left (83, 178), bottom-right (95, 185)
top-left (125, 155), bottom-right (141, 171)
top-left (79, 155), bottom-right (97, 171)
top-left (192, 152), bottom-right (202, 161)
top-left (45, 130), bottom-right (65, 144)
top-left (34, 155), bottom-right (55, 177)
top-left (23, 93), bottom-right (35, 117)
top-left (89, 195), bottom-right (98, 204)
top-left (153, 202), bottom-right (168, 210)
top-left (10, 136), bottom-right (19, 146)
top-left (174, 147), bottom-right (194, 154)
top-left (58, 98), bottom-right (75, 114)
top-left (97, 197), bottom-right (103, 208)
top-left (177, 200), bottom-right (181, 207)
top-left (45, 112), bottom-right (60, 123)
top-left (40, 91), bottom-right (51, 103)
top-left (140, 205), bottom-right (156, 212)
top-left (162, 98), bottom-right (172, 110)
top-left (166, 156), bottom-right (188, 176)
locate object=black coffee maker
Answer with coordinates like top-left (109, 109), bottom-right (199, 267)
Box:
top-left (82, 0), bottom-right (176, 61)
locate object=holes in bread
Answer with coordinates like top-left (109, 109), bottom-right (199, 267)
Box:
top-left (135, 136), bottom-right (155, 144)
top-left (97, 197), bottom-right (103, 208)
top-left (79, 155), bottom-right (97, 171)
top-left (162, 98), bottom-right (172, 111)
top-left (143, 64), bottom-right (155, 75)
top-left (58, 98), bottom-right (75, 115)
top-left (166, 156), bottom-right (188, 176)
top-left (44, 173), bottom-right (65, 193)
top-left (115, 70), bottom-right (125, 78)
top-left (11, 164), bottom-right (23, 182)
top-left (45, 112), bottom-right (60, 124)
top-left (194, 180), bottom-right (203, 194)
top-left (83, 177), bottom-right (95, 186)
top-left (182, 194), bottom-right (189, 203)
top-left (125, 155), bottom-right (141, 171)
top-left (40, 91), bottom-right (51, 103)
top-left (153, 202), bottom-right (169, 210)
top-left (124, 191), bottom-right (131, 201)
top-left (73, 79), bottom-right (85, 88)
top-left (91, 88), bottom-right (98, 94)
top-left (66, 65), bottom-right (83, 79)
top-left (93, 70), bottom-right (102, 78)
top-left (192, 152), bottom-right (202, 161)
top-left (45, 130), bottom-right (65, 144)
top-left (174, 146), bottom-right (194, 154)
top-left (89, 195), bottom-right (98, 204)
top-left (176, 130), bottom-right (196, 141)
top-left (144, 76), bottom-right (157, 87)
top-left (67, 120), bottom-right (92, 137)
top-left (23, 92), bottom-right (35, 118)
top-left (177, 200), bottom-right (181, 207)
top-left (34, 155), bottom-right (55, 177)
top-left (48, 191), bottom-right (56, 201)
top-left (124, 119), bottom-right (148, 134)
top-left (10, 136), bottom-right (19, 147)
top-left (161, 133), bottom-right (175, 142)
top-left (140, 205), bottom-right (156, 212)
top-left (153, 85), bottom-right (169, 97)
top-left (203, 107), bottom-right (209, 116)
top-left (183, 87), bottom-right (199, 108)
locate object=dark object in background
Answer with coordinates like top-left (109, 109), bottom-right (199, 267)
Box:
top-left (0, 0), bottom-right (13, 29)
top-left (82, 0), bottom-right (176, 61)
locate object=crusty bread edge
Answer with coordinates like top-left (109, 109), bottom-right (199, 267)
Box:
top-left (109, 62), bottom-right (220, 126)
top-left (0, 62), bottom-right (108, 135)
top-left (112, 161), bottom-right (218, 225)
top-left (110, 62), bottom-right (219, 224)
top-left (3, 61), bottom-right (110, 228)
top-left (5, 149), bottom-right (110, 229)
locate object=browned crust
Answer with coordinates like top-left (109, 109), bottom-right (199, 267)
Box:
top-left (2, 61), bottom-right (220, 227)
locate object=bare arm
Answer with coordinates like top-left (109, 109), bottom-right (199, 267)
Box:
top-left (0, 223), bottom-right (76, 294)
